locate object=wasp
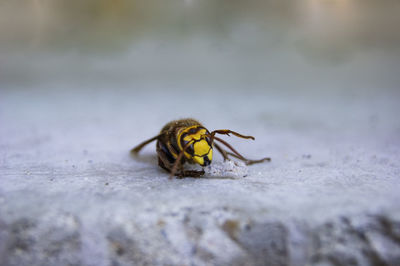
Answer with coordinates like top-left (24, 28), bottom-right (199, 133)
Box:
top-left (131, 118), bottom-right (270, 178)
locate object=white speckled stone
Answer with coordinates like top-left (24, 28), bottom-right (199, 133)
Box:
top-left (1, 84), bottom-right (399, 265)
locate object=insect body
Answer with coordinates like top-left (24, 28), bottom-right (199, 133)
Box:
top-left (131, 118), bottom-right (270, 178)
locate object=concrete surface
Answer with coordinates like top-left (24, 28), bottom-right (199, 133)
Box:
top-left (1, 85), bottom-right (399, 266)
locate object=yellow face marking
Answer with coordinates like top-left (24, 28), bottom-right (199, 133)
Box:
top-left (176, 126), bottom-right (213, 165)
top-left (193, 139), bottom-right (210, 156)
top-left (207, 148), bottom-right (213, 162)
top-left (177, 126), bottom-right (199, 151)
top-left (193, 156), bottom-right (204, 166)
top-left (193, 149), bottom-right (213, 166)
top-left (183, 129), bottom-right (206, 142)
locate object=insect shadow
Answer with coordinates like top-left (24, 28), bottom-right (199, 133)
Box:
top-left (131, 150), bottom-right (243, 180)
top-left (130, 152), bottom-right (157, 165)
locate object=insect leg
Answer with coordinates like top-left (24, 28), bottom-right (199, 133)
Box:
top-left (131, 134), bottom-right (162, 154)
top-left (214, 137), bottom-right (270, 165)
top-left (169, 159), bottom-right (204, 178)
top-left (169, 149), bottom-right (185, 179)
top-left (169, 142), bottom-right (205, 179)
top-left (209, 130), bottom-right (255, 144)
top-left (165, 141), bottom-right (179, 159)
top-left (225, 151), bottom-right (271, 165)
top-left (213, 143), bottom-right (230, 161)
top-left (157, 142), bottom-right (204, 178)
top-left (179, 170), bottom-right (205, 178)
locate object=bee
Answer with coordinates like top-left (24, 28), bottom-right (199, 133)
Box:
top-left (131, 118), bottom-right (270, 178)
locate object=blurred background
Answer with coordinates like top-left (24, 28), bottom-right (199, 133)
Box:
top-left (1, 0), bottom-right (400, 95)
top-left (1, 2), bottom-right (400, 265)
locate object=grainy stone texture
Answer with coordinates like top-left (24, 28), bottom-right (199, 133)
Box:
top-left (0, 86), bottom-right (400, 266)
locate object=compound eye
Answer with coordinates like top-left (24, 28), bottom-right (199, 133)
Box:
top-left (186, 143), bottom-right (195, 155)
top-left (183, 139), bottom-right (190, 146)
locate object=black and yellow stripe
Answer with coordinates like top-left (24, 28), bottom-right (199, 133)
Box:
top-left (176, 125), bottom-right (213, 166)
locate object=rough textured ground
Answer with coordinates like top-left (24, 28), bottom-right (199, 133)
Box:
top-left (1, 86), bottom-right (399, 266)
